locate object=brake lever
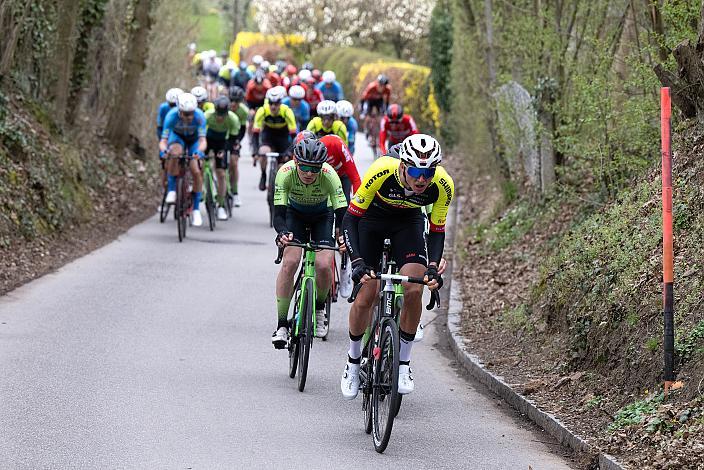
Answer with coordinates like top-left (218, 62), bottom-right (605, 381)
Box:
top-left (426, 289), bottom-right (441, 310)
top-left (348, 282), bottom-right (363, 303)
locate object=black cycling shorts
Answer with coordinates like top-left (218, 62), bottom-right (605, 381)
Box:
top-left (206, 138), bottom-right (229, 169)
top-left (365, 99), bottom-right (385, 115)
top-left (261, 130), bottom-right (291, 155)
top-left (286, 208), bottom-right (334, 247)
top-left (357, 213), bottom-right (427, 269)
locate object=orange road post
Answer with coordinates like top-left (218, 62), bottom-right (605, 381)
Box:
top-left (661, 87), bottom-right (675, 395)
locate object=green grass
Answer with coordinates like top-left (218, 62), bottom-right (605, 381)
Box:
top-left (192, 10), bottom-right (229, 52)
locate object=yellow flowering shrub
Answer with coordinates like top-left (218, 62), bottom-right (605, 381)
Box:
top-left (312, 48), bottom-right (440, 135)
top-left (229, 32), bottom-right (305, 63)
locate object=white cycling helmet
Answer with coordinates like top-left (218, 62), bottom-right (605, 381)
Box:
top-left (298, 69), bottom-right (312, 81)
top-left (252, 54), bottom-right (263, 65)
top-left (322, 70), bottom-right (336, 83)
top-left (165, 87), bottom-right (184, 105)
top-left (261, 60), bottom-right (270, 70)
top-left (190, 86), bottom-right (208, 103)
top-left (288, 85), bottom-right (305, 100)
top-left (177, 93), bottom-right (198, 112)
top-left (400, 134), bottom-right (442, 168)
top-left (316, 100), bottom-right (337, 116)
top-left (266, 85), bottom-right (287, 103)
top-left (336, 100), bottom-right (354, 118)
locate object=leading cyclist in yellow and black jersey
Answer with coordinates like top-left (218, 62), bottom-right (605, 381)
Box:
top-left (340, 134), bottom-right (454, 399)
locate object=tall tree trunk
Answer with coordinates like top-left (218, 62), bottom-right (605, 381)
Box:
top-left (53, 0), bottom-right (83, 125)
top-left (106, 0), bottom-right (153, 148)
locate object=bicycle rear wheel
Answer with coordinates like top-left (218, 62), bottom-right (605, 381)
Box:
top-left (288, 286), bottom-right (302, 379)
top-left (371, 318), bottom-right (400, 453)
top-left (159, 189), bottom-right (170, 223)
top-left (205, 173), bottom-right (216, 231)
top-left (322, 293), bottom-right (331, 342)
top-left (176, 176), bottom-right (187, 242)
top-left (267, 161), bottom-right (277, 228)
top-left (297, 278), bottom-right (314, 392)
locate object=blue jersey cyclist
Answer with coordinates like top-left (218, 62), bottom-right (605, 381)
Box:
top-left (336, 100), bottom-right (358, 154)
top-left (156, 88), bottom-right (183, 139)
top-left (315, 70), bottom-right (344, 102)
top-left (282, 85), bottom-right (311, 131)
top-left (159, 92), bottom-right (208, 227)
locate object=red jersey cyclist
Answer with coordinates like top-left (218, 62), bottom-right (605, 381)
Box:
top-left (379, 103), bottom-right (418, 154)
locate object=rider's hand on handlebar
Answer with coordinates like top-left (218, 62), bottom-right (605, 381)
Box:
top-left (337, 235), bottom-right (347, 253)
top-left (424, 265), bottom-right (441, 291)
top-left (276, 231), bottom-right (293, 247)
top-left (351, 258), bottom-right (375, 284)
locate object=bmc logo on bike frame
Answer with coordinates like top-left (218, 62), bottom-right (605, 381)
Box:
top-left (364, 169), bottom-right (390, 190)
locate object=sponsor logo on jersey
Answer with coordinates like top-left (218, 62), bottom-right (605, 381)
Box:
top-left (438, 177), bottom-right (452, 205)
top-left (354, 195), bottom-right (365, 204)
top-left (364, 169), bottom-right (390, 190)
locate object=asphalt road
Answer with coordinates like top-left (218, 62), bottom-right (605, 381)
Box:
top-left (0, 134), bottom-right (573, 469)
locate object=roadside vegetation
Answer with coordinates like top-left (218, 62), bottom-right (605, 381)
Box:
top-left (0, 0), bottom-right (202, 293)
top-left (425, 0), bottom-right (704, 467)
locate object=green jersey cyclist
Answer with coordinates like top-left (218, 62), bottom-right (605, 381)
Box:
top-left (271, 138), bottom-right (348, 347)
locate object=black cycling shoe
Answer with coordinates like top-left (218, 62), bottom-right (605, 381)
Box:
top-left (259, 173), bottom-right (266, 191)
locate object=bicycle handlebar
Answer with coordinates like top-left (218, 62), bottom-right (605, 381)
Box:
top-left (274, 241), bottom-right (340, 264)
top-left (347, 273), bottom-right (442, 310)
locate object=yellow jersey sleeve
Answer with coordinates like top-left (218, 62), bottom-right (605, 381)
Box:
top-left (428, 166), bottom-right (454, 232)
top-left (348, 156), bottom-right (396, 216)
top-left (283, 105), bottom-right (297, 133)
top-left (253, 106), bottom-right (265, 132)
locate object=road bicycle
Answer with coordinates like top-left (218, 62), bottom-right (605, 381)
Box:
top-left (169, 153), bottom-right (194, 243)
top-left (348, 239), bottom-right (440, 453)
top-left (202, 152), bottom-right (219, 231)
top-left (265, 152), bottom-right (280, 228)
top-left (325, 250), bottom-right (348, 341)
top-left (275, 239), bottom-right (339, 392)
top-left (364, 109), bottom-right (381, 157)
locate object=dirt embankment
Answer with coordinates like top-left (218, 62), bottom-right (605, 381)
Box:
top-left (0, 93), bottom-right (159, 296)
top-left (454, 125), bottom-right (704, 469)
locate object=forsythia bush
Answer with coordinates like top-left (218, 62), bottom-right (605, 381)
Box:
top-left (313, 48), bottom-right (439, 135)
top-left (230, 32), bottom-right (306, 63)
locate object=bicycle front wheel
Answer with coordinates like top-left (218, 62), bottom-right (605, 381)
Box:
top-left (371, 318), bottom-right (400, 453)
top-left (297, 278), bottom-right (314, 392)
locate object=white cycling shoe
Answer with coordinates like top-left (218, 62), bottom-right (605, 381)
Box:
top-left (232, 194), bottom-right (241, 207)
top-left (217, 206), bottom-right (228, 220)
top-left (165, 191), bottom-right (176, 204)
top-left (414, 323), bottom-right (424, 342)
top-left (271, 326), bottom-right (288, 349)
top-left (341, 362), bottom-right (361, 400)
top-left (315, 310), bottom-right (328, 337)
top-left (192, 210), bottom-right (203, 227)
top-left (398, 365), bottom-right (414, 394)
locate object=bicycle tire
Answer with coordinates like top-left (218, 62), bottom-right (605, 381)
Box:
top-left (176, 176), bottom-right (186, 242)
top-left (322, 293), bottom-right (331, 342)
top-left (205, 173), bottom-right (216, 231)
top-left (267, 161), bottom-right (277, 228)
top-left (288, 286), bottom-right (302, 379)
top-left (297, 277), bottom-right (314, 392)
top-left (159, 189), bottom-right (170, 223)
top-left (363, 356), bottom-right (373, 434)
top-left (371, 318), bottom-right (400, 453)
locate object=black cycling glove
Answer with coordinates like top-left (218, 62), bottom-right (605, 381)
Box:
top-left (351, 258), bottom-right (373, 284)
top-left (424, 265), bottom-right (442, 287)
top-left (275, 231), bottom-right (292, 247)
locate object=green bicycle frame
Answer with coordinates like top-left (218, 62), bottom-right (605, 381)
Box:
top-left (293, 246), bottom-right (318, 336)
